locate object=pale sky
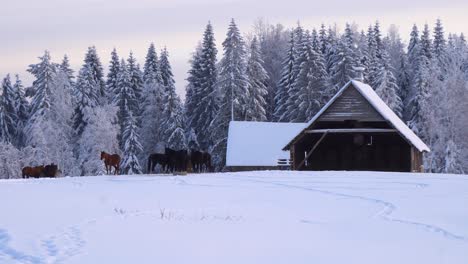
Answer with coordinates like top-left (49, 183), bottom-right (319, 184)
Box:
top-left (1, 0), bottom-right (467, 98)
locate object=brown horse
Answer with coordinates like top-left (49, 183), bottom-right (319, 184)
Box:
top-left (101, 151), bottom-right (121, 175)
top-left (22, 166), bottom-right (45, 178)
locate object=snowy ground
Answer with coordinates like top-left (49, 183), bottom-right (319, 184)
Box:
top-left (0, 171), bottom-right (467, 264)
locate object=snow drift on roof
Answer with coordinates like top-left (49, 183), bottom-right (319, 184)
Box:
top-left (284, 80), bottom-right (430, 152)
top-left (226, 121), bottom-right (306, 166)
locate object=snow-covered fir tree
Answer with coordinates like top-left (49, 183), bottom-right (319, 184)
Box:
top-left (25, 53), bottom-right (77, 175)
top-left (185, 23), bottom-right (219, 152)
top-left (285, 32), bottom-right (329, 122)
top-left (114, 59), bottom-right (138, 148)
top-left (329, 30), bottom-right (358, 88)
top-left (159, 48), bottom-right (186, 149)
top-left (373, 50), bottom-right (403, 117)
top-left (84, 46), bottom-right (106, 104)
top-left (127, 52), bottom-right (143, 111)
top-left (12, 75), bottom-right (29, 146)
top-left (139, 43), bottom-right (165, 161)
top-left (245, 37), bottom-right (268, 121)
top-left (143, 43), bottom-right (162, 84)
top-left (253, 20), bottom-right (289, 120)
top-left (0, 75), bottom-right (18, 144)
top-left (60, 55), bottom-right (75, 86)
top-left (274, 31), bottom-right (295, 122)
top-left (73, 62), bottom-right (100, 135)
top-left (210, 19), bottom-right (249, 168)
top-left (28, 51), bottom-right (56, 118)
top-left (106, 48), bottom-right (120, 102)
top-left (121, 110), bottom-right (143, 174)
top-left (217, 19), bottom-right (249, 121)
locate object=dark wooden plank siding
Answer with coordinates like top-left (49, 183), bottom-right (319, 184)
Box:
top-left (318, 85), bottom-right (385, 122)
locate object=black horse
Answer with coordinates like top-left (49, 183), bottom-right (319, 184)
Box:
top-left (147, 153), bottom-right (168, 173)
top-left (165, 148), bottom-right (188, 172)
top-left (190, 149), bottom-right (212, 173)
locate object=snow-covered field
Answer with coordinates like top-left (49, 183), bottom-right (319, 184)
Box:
top-left (0, 171), bottom-right (467, 264)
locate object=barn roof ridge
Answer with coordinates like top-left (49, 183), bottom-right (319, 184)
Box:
top-left (283, 80), bottom-right (430, 152)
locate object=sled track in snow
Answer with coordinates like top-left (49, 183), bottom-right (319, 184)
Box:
top-left (226, 174), bottom-right (467, 242)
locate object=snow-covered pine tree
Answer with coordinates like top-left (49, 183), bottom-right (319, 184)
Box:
top-left (159, 47), bottom-right (176, 95)
top-left (60, 55), bottom-right (75, 86)
top-left (106, 48), bottom-right (120, 102)
top-left (274, 31), bottom-right (295, 122)
top-left (158, 48), bottom-right (186, 149)
top-left (186, 22), bottom-right (219, 151)
top-left (245, 36), bottom-right (268, 121)
top-left (73, 62), bottom-right (100, 135)
top-left (185, 44), bottom-right (203, 142)
top-left (127, 52), bottom-right (143, 117)
top-left (28, 51), bottom-right (56, 118)
top-left (329, 36), bottom-right (358, 88)
top-left (210, 19), bottom-right (249, 168)
top-left (143, 43), bottom-right (162, 84)
top-left (0, 75), bottom-right (18, 144)
top-left (373, 50), bottom-right (403, 117)
top-left (12, 75), bottom-right (29, 147)
top-left (139, 43), bottom-right (165, 161)
top-left (420, 24), bottom-right (433, 60)
top-left (286, 32), bottom-right (329, 122)
top-left (25, 53), bottom-right (77, 175)
top-left (217, 19), bottom-right (249, 121)
top-left (165, 104), bottom-right (188, 151)
top-left (121, 110), bottom-right (143, 174)
top-left (319, 23), bottom-right (328, 55)
top-left (311, 29), bottom-right (320, 54)
top-left (433, 19), bottom-right (447, 62)
top-left (114, 59), bottom-right (137, 148)
top-left (253, 21), bottom-right (288, 120)
top-left (84, 46), bottom-right (106, 104)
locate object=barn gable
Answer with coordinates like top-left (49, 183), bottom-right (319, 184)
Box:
top-left (318, 86), bottom-right (384, 122)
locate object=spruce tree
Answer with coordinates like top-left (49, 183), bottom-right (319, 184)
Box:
top-left (114, 60), bottom-right (137, 148)
top-left (143, 43), bottom-right (162, 84)
top-left (73, 62), bottom-right (100, 134)
top-left (127, 52), bottom-right (143, 116)
top-left (106, 48), bottom-right (120, 102)
top-left (28, 51), bottom-right (56, 118)
top-left (60, 55), bottom-right (75, 86)
top-left (374, 51), bottom-right (403, 117)
top-left (121, 110), bottom-right (143, 174)
top-left (84, 46), bottom-right (106, 103)
top-left (245, 37), bottom-right (269, 121)
top-left (274, 31), bottom-right (295, 122)
top-left (0, 75), bottom-right (17, 143)
top-left (186, 22), bottom-right (219, 151)
top-left (159, 48), bottom-right (185, 148)
top-left (210, 19), bottom-right (249, 168)
top-left (12, 75), bottom-right (28, 147)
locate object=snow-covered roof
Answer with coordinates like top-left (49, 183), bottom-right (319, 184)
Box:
top-left (284, 80), bottom-right (430, 152)
top-left (226, 121), bottom-right (306, 167)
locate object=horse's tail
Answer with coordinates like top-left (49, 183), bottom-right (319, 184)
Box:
top-left (147, 156), bottom-right (152, 173)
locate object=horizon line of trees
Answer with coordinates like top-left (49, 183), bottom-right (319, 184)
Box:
top-left (0, 18), bottom-right (467, 177)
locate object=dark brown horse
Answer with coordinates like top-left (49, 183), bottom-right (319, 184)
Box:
top-left (22, 166), bottom-right (45, 178)
top-left (101, 151), bottom-right (121, 175)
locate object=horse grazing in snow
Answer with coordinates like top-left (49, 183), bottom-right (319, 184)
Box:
top-left (101, 151), bottom-right (121, 175)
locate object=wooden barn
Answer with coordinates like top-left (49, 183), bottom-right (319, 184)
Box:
top-left (283, 80), bottom-right (430, 172)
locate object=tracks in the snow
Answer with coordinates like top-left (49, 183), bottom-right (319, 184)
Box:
top-left (226, 174), bottom-right (467, 242)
